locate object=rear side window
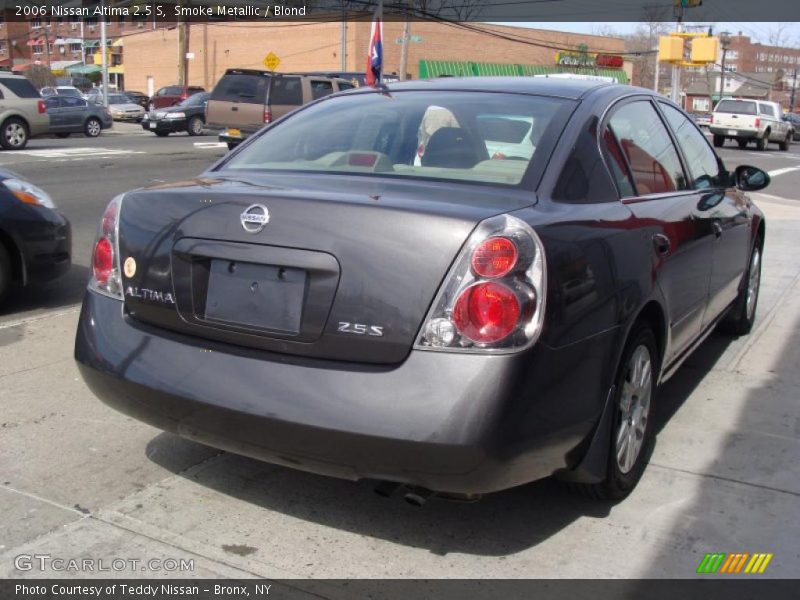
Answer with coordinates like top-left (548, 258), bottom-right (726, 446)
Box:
top-left (270, 77), bottom-right (302, 105)
top-left (715, 100), bottom-right (757, 115)
top-left (660, 103), bottom-right (723, 190)
top-left (607, 100), bottom-right (687, 196)
top-left (310, 80), bottom-right (333, 100)
top-left (0, 77), bottom-right (40, 98)
top-left (211, 73), bottom-right (267, 104)
top-left (62, 97), bottom-right (85, 108)
top-left (188, 87), bottom-right (204, 94)
top-left (337, 82), bottom-right (356, 91)
top-left (164, 86), bottom-right (183, 96)
top-left (758, 103), bottom-right (776, 117)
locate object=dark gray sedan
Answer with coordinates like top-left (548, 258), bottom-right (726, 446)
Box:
top-left (75, 78), bottom-right (768, 503)
top-left (44, 96), bottom-right (113, 138)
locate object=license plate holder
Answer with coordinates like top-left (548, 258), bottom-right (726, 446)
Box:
top-left (227, 128), bottom-right (241, 138)
top-left (728, 130), bottom-right (739, 136)
top-left (205, 259), bottom-right (305, 333)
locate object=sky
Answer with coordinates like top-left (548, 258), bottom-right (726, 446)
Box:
top-left (502, 22), bottom-right (800, 45)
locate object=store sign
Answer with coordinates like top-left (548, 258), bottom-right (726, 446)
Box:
top-left (596, 54), bottom-right (624, 68)
top-left (555, 51), bottom-right (624, 68)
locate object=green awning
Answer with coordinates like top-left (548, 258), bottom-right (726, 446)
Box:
top-left (67, 64), bottom-right (101, 75)
top-left (83, 40), bottom-right (100, 48)
top-left (419, 60), bottom-right (629, 84)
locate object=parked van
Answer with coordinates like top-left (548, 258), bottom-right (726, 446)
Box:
top-left (206, 69), bottom-right (355, 149)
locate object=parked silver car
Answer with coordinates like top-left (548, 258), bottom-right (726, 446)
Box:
top-left (0, 73), bottom-right (49, 150)
top-left (106, 93), bottom-right (145, 122)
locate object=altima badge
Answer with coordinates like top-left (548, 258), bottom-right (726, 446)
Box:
top-left (240, 204), bottom-right (270, 234)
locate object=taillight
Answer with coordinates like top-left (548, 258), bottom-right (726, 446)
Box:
top-left (37, 100), bottom-right (46, 114)
top-left (453, 282), bottom-right (521, 343)
top-left (755, 117), bottom-right (761, 128)
top-left (264, 109), bottom-right (272, 123)
top-left (416, 214), bottom-right (546, 353)
top-left (471, 237), bottom-right (518, 278)
top-left (92, 237), bottom-right (113, 285)
top-left (710, 114), bottom-right (714, 124)
top-left (88, 195), bottom-right (123, 300)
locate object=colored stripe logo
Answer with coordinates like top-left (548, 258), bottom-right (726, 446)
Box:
top-left (697, 552), bottom-right (773, 574)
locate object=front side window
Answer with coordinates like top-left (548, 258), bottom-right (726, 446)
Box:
top-left (660, 103), bottom-right (723, 190)
top-left (224, 91), bottom-right (569, 187)
top-left (607, 100), bottom-right (687, 195)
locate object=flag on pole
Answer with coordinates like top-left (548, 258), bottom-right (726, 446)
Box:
top-left (365, 0), bottom-right (383, 86)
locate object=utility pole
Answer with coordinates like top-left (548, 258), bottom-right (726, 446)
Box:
top-left (718, 31), bottom-right (730, 104)
top-left (670, 6), bottom-right (684, 104)
top-left (398, 0), bottom-right (412, 81)
top-left (178, 0), bottom-right (188, 86)
top-left (100, 3), bottom-right (108, 107)
top-left (340, 2), bottom-right (346, 72)
top-left (791, 68), bottom-right (798, 112)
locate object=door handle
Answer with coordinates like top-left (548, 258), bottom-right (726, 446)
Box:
top-left (652, 233), bottom-right (671, 256)
top-left (712, 222), bottom-right (723, 238)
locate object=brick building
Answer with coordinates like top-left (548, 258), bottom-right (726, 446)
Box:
top-left (120, 20), bottom-right (626, 95)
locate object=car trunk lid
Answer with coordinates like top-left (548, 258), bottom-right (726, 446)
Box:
top-left (117, 173), bottom-right (533, 364)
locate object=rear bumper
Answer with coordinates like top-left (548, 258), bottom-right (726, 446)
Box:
top-left (75, 291), bottom-right (618, 494)
top-left (709, 127), bottom-right (761, 139)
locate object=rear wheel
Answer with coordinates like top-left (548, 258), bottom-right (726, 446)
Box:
top-left (737, 139), bottom-right (748, 149)
top-left (756, 136), bottom-right (767, 151)
top-left (85, 118), bottom-right (102, 138)
top-left (187, 116), bottom-right (204, 136)
top-left (227, 142), bottom-right (239, 151)
top-left (576, 325), bottom-right (658, 500)
top-left (0, 244), bottom-right (11, 303)
top-left (713, 134), bottom-right (724, 148)
top-left (719, 242), bottom-right (762, 336)
top-left (779, 134), bottom-right (790, 151)
top-left (1, 118), bottom-right (29, 150)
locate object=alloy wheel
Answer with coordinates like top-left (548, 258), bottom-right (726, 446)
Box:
top-left (87, 120), bottom-right (101, 137)
top-left (616, 345), bottom-right (653, 474)
top-left (746, 247), bottom-right (761, 321)
top-left (5, 123), bottom-right (26, 148)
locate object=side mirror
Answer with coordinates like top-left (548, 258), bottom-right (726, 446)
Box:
top-left (733, 165), bottom-right (770, 192)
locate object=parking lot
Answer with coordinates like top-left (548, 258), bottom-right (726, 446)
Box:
top-left (1, 129), bottom-right (799, 580)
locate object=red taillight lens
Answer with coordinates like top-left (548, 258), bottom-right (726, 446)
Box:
top-left (471, 237), bottom-right (518, 279)
top-left (710, 114), bottom-right (714, 124)
top-left (38, 100), bottom-right (46, 114)
top-left (755, 117), bottom-right (761, 128)
top-left (453, 282), bottom-right (520, 344)
top-left (264, 109), bottom-right (272, 123)
top-left (93, 237), bottom-right (113, 285)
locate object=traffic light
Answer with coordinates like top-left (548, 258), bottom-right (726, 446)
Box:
top-left (691, 37), bottom-right (719, 63)
top-left (659, 36), bottom-right (684, 62)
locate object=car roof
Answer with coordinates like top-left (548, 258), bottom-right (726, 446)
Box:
top-left (352, 76), bottom-right (619, 100)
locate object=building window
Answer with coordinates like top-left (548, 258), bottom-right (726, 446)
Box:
top-left (32, 44), bottom-right (44, 55)
top-left (692, 98), bottom-right (710, 111)
top-left (0, 41), bottom-right (6, 53)
top-left (31, 19), bottom-right (42, 28)
top-left (69, 43), bottom-right (81, 53)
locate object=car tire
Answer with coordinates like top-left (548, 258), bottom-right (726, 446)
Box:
top-left (0, 243), bottom-right (11, 304)
top-left (227, 142), bottom-right (238, 151)
top-left (0, 117), bottom-right (29, 150)
top-left (187, 116), bottom-right (204, 136)
top-left (719, 240), bottom-right (762, 336)
top-left (85, 118), bottom-right (102, 138)
top-left (155, 131), bottom-right (169, 137)
top-left (737, 139), bottom-right (748, 149)
top-left (55, 133), bottom-right (71, 139)
top-left (756, 136), bottom-right (767, 151)
top-left (713, 134), bottom-right (724, 148)
top-left (779, 134), bottom-right (790, 151)
top-left (575, 324), bottom-right (659, 501)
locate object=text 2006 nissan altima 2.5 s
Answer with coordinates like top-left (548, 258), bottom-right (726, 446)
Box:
top-left (75, 78), bottom-right (769, 503)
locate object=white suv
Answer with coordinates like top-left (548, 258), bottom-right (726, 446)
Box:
top-left (710, 99), bottom-right (792, 151)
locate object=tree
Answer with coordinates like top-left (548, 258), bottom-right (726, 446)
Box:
top-left (24, 65), bottom-right (55, 90)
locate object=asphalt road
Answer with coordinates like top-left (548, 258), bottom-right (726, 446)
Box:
top-left (1, 131), bottom-right (799, 582)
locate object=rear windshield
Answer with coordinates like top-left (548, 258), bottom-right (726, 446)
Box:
top-left (223, 91), bottom-right (568, 186)
top-left (211, 73), bottom-right (267, 104)
top-left (1, 77), bottom-right (41, 99)
top-left (715, 100), bottom-right (757, 115)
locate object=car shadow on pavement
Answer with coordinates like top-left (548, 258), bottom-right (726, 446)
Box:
top-left (0, 264), bottom-right (89, 317)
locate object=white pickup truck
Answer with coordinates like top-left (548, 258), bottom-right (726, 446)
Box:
top-left (710, 99), bottom-right (793, 151)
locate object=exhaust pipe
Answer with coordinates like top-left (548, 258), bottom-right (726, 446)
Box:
top-left (403, 487), bottom-right (433, 507)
